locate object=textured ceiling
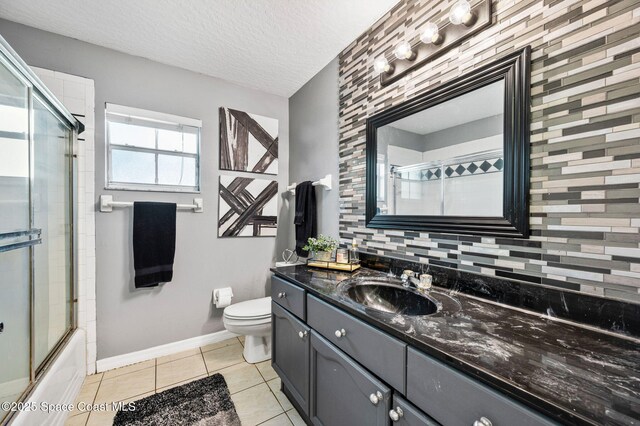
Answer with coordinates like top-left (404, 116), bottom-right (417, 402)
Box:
top-left (0, 0), bottom-right (399, 97)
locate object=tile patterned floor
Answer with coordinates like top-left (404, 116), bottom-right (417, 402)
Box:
top-left (65, 337), bottom-right (305, 426)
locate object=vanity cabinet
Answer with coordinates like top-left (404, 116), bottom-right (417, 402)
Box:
top-left (271, 275), bottom-right (556, 426)
top-left (310, 331), bottom-right (391, 426)
top-left (272, 302), bottom-right (310, 415)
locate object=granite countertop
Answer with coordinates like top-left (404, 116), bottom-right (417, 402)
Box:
top-left (271, 264), bottom-right (640, 426)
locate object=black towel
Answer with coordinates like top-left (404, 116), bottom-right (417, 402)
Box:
top-left (294, 181), bottom-right (317, 257)
top-left (133, 202), bottom-right (177, 288)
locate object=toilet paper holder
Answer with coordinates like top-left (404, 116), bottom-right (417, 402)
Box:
top-left (213, 288), bottom-right (234, 308)
top-left (214, 288), bottom-right (234, 307)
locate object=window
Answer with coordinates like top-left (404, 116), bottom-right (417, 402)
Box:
top-left (106, 103), bottom-right (201, 192)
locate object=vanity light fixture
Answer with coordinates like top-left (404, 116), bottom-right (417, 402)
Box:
top-left (449, 0), bottom-right (476, 27)
top-left (393, 41), bottom-right (416, 61)
top-left (377, 0), bottom-right (492, 87)
top-left (373, 57), bottom-right (394, 75)
top-left (420, 22), bottom-right (443, 45)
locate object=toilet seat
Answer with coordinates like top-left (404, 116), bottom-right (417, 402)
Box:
top-left (223, 296), bottom-right (271, 320)
top-left (223, 315), bottom-right (271, 327)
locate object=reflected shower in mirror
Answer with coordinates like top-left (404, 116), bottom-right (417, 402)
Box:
top-left (376, 80), bottom-right (504, 217)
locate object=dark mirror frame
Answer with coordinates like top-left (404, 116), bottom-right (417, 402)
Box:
top-left (366, 46), bottom-right (531, 238)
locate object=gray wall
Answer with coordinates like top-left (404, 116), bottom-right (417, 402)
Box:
top-left (380, 114), bottom-right (503, 155)
top-left (0, 19), bottom-right (290, 359)
top-left (377, 126), bottom-right (425, 155)
top-left (423, 114), bottom-right (502, 151)
top-left (289, 59), bottom-right (339, 241)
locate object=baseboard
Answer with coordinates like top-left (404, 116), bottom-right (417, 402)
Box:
top-left (96, 330), bottom-right (238, 373)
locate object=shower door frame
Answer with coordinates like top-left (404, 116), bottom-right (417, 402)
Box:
top-left (0, 35), bottom-right (83, 424)
top-left (30, 92), bottom-right (76, 377)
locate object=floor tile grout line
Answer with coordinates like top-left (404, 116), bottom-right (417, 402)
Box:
top-left (81, 372), bottom-right (105, 422)
top-left (68, 373), bottom-right (103, 419)
top-left (229, 379), bottom-right (270, 397)
top-left (200, 347), bottom-right (210, 376)
top-left (255, 362), bottom-right (275, 382)
top-left (201, 347), bottom-right (242, 356)
top-left (101, 363), bottom-right (155, 382)
top-left (85, 389), bottom-right (153, 425)
top-left (256, 410), bottom-right (289, 425)
top-left (267, 384), bottom-right (289, 414)
top-left (156, 355), bottom-right (208, 390)
top-left (154, 358), bottom-right (157, 393)
top-left (156, 374), bottom-right (208, 394)
top-left (207, 358), bottom-right (247, 375)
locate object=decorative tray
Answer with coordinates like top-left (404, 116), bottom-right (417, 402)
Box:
top-left (306, 259), bottom-right (361, 272)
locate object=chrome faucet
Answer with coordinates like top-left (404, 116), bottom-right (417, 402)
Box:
top-left (400, 270), bottom-right (420, 288)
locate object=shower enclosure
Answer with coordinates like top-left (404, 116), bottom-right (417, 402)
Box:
top-left (0, 37), bottom-right (83, 423)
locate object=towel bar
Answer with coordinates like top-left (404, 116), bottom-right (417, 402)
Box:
top-left (99, 195), bottom-right (204, 213)
top-left (286, 174), bottom-right (332, 194)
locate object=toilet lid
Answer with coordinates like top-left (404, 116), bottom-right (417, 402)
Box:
top-left (224, 296), bottom-right (271, 319)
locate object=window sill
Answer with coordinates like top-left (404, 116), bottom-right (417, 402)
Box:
top-left (105, 184), bottom-right (201, 194)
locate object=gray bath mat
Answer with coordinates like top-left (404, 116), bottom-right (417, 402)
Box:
top-left (113, 373), bottom-right (241, 426)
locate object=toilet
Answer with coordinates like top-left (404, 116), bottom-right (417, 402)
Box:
top-left (223, 297), bottom-right (272, 363)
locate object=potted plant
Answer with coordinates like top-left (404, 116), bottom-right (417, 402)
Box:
top-left (303, 235), bottom-right (338, 262)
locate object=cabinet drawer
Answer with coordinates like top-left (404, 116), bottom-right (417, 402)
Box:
top-left (272, 302), bottom-right (310, 415)
top-left (407, 348), bottom-right (556, 426)
top-left (307, 295), bottom-right (406, 393)
top-left (390, 395), bottom-right (440, 426)
top-left (271, 275), bottom-right (306, 320)
top-left (310, 331), bottom-right (391, 426)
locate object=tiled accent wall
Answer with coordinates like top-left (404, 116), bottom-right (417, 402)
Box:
top-left (338, 0), bottom-right (640, 301)
top-left (32, 67), bottom-right (97, 374)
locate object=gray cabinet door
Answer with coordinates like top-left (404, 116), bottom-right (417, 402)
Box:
top-left (272, 302), bottom-right (310, 414)
top-left (390, 395), bottom-right (440, 426)
top-left (310, 331), bottom-right (391, 426)
top-left (307, 295), bottom-right (406, 393)
top-left (406, 348), bottom-right (557, 426)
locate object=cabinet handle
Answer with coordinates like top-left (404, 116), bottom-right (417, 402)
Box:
top-left (334, 328), bottom-right (346, 338)
top-left (298, 330), bottom-right (307, 339)
top-left (473, 417), bottom-right (492, 426)
top-left (277, 292), bottom-right (286, 299)
top-left (369, 391), bottom-right (383, 405)
top-left (389, 407), bottom-right (404, 422)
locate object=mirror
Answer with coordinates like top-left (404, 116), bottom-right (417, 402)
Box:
top-left (377, 80), bottom-right (504, 217)
top-left (366, 47), bottom-right (530, 237)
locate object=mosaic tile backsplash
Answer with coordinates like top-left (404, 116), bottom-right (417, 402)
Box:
top-left (338, 0), bottom-right (640, 302)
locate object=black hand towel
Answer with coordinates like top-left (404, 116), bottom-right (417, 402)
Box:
top-left (133, 202), bottom-right (177, 288)
top-left (294, 181), bottom-right (317, 257)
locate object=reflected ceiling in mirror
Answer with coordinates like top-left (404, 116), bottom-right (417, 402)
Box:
top-left (376, 80), bottom-right (504, 217)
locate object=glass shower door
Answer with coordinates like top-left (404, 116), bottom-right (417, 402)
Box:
top-left (0, 52), bottom-right (32, 418)
top-left (32, 96), bottom-right (73, 371)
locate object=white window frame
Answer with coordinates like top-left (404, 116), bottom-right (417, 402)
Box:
top-left (105, 103), bottom-right (202, 193)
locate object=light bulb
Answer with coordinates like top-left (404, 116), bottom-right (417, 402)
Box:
top-left (394, 41), bottom-right (415, 61)
top-left (449, 0), bottom-right (474, 26)
top-left (373, 57), bottom-right (393, 74)
top-left (420, 22), bottom-right (443, 45)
